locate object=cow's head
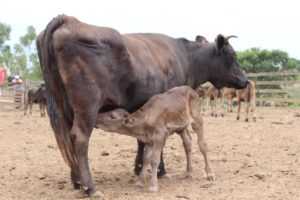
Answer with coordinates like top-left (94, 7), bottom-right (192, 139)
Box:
top-left (208, 34), bottom-right (247, 89)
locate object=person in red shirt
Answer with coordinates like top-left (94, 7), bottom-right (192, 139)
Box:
top-left (0, 66), bottom-right (8, 96)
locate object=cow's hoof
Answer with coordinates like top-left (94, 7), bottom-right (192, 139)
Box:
top-left (185, 174), bottom-right (193, 180)
top-left (134, 164), bottom-right (142, 176)
top-left (245, 119), bottom-right (249, 122)
top-left (73, 182), bottom-right (81, 190)
top-left (159, 173), bottom-right (171, 180)
top-left (236, 117), bottom-right (240, 120)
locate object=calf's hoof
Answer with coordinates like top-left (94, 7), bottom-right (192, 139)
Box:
top-left (84, 187), bottom-right (105, 199)
top-left (149, 186), bottom-right (158, 192)
top-left (245, 118), bottom-right (249, 122)
top-left (207, 173), bottom-right (215, 181)
top-left (236, 117), bottom-right (240, 120)
top-left (135, 180), bottom-right (144, 188)
top-left (89, 191), bottom-right (105, 199)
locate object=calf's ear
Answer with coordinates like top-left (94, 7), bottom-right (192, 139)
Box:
top-left (123, 117), bottom-right (136, 127)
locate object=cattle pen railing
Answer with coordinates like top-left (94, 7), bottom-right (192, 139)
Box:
top-left (246, 71), bottom-right (300, 106)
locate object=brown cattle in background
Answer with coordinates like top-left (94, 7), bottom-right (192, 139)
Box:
top-left (24, 84), bottom-right (47, 117)
top-left (206, 84), bottom-right (225, 117)
top-left (223, 87), bottom-right (237, 112)
top-left (236, 80), bottom-right (257, 122)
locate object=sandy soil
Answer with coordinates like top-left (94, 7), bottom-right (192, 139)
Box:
top-left (0, 107), bottom-right (300, 200)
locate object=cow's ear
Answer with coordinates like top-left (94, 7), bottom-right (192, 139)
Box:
top-left (123, 117), bottom-right (136, 127)
top-left (215, 34), bottom-right (226, 53)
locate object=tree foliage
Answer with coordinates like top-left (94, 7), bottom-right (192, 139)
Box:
top-left (237, 48), bottom-right (300, 73)
top-left (0, 23), bottom-right (42, 80)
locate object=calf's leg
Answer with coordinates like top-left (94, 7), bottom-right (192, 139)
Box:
top-left (192, 119), bottom-right (214, 181)
top-left (135, 140), bottom-right (167, 178)
top-left (149, 147), bottom-right (162, 192)
top-left (135, 144), bottom-right (152, 188)
top-left (179, 129), bottom-right (193, 178)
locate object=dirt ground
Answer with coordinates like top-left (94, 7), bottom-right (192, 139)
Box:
top-left (0, 106), bottom-right (300, 200)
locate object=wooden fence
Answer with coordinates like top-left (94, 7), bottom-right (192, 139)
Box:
top-left (247, 71), bottom-right (300, 106)
top-left (0, 85), bottom-right (25, 109)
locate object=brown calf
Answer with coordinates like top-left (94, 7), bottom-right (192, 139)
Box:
top-left (206, 84), bottom-right (225, 117)
top-left (24, 84), bottom-right (47, 116)
top-left (95, 86), bottom-right (214, 192)
top-left (223, 87), bottom-right (237, 112)
top-left (236, 80), bottom-right (256, 122)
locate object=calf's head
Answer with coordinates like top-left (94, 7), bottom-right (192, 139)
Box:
top-left (96, 108), bottom-right (130, 132)
top-left (208, 34), bottom-right (247, 89)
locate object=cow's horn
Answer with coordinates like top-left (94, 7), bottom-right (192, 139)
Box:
top-left (225, 35), bottom-right (238, 42)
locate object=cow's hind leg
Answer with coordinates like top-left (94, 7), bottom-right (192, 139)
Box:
top-left (244, 102), bottom-right (250, 122)
top-left (70, 117), bottom-right (104, 198)
top-left (134, 140), bottom-right (144, 176)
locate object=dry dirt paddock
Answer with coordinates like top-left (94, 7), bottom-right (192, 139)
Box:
top-left (0, 107), bottom-right (300, 200)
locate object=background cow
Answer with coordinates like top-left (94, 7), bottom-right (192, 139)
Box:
top-left (24, 84), bottom-right (47, 116)
top-left (223, 87), bottom-right (237, 112)
top-left (37, 15), bottom-right (247, 197)
top-left (206, 84), bottom-right (225, 117)
top-left (236, 80), bottom-right (257, 122)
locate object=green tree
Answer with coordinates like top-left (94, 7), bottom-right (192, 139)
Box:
top-left (0, 22), bottom-right (11, 48)
top-left (0, 22), bottom-right (12, 67)
top-left (19, 26), bottom-right (41, 80)
top-left (237, 48), bottom-right (299, 73)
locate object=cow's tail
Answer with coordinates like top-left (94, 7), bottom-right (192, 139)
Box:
top-left (37, 15), bottom-right (76, 170)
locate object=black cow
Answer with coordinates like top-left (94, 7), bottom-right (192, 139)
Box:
top-left (37, 15), bottom-right (247, 197)
top-left (24, 84), bottom-right (47, 116)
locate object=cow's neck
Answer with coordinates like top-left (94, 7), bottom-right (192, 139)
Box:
top-left (186, 43), bottom-right (215, 88)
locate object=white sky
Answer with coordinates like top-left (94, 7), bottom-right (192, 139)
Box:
top-left (1, 0), bottom-right (300, 59)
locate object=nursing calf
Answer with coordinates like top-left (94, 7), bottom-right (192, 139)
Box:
top-left (95, 86), bottom-right (213, 192)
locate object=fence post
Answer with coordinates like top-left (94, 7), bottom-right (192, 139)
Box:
top-left (284, 72), bottom-right (288, 106)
